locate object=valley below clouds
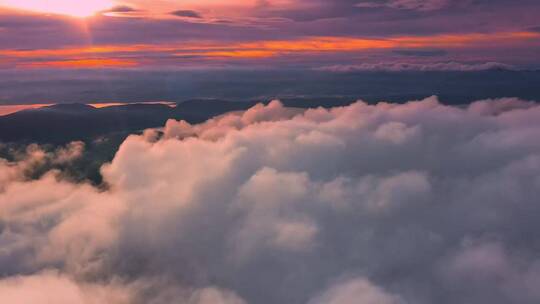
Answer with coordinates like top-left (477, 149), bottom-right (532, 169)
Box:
top-left (1, 96), bottom-right (540, 304)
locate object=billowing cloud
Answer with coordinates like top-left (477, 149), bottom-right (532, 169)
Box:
top-left (308, 277), bottom-right (402, 304)
top-left (1, 97), bottom-right (540, 303)
top-left (0, 141), bottom-right (84, 189)
top-left (0, 271), bottom-right (132, 304)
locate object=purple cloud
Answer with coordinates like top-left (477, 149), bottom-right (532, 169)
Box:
top-left (316, 61), bottom-right (517, 72)
top-left (170, 10), bottom-right (203, 19)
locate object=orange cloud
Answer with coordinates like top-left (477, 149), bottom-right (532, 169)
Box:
top-left (237, 37), bottom-right (396, 53)
top-left (198, 50), bottom-right (278, 58)
top-left (392, 31), bottom-right (540, 48)
top-left (21, 58), bottom-right (138, 69)
top-left (0, 104), bottom-right (52, 116)
top-left (236, 32), bottom-right (540, 53)
top-left (1, 46), bottom-right (146, 58)
top-left (3, 31), bottom-right (538, 68)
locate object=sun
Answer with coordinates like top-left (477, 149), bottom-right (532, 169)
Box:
top-left (0, 0), bottom-right (115, 18)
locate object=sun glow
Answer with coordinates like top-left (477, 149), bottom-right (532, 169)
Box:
top-left (0, 0), bottom-right (115, 17)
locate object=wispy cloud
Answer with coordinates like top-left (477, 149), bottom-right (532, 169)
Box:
top-left (1, 31), bottom-right (537, 69)
top-left (317, 61), bottom-right (517, 72)
top-left (356, 0), bottom-right (452, 11)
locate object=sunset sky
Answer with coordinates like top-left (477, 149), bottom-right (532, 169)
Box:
top-left (1, 0), bottom-right (539, 71)
top-left (2, 2), bottom-right (540, 304)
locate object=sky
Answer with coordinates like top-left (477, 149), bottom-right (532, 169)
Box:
top-left (0, 0), bottom-right (540, 71)
top-left (2, 2), bottom-right (540, 304)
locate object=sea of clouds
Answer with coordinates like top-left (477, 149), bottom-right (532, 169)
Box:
top-left (1, 96), bottom-right (540, 304)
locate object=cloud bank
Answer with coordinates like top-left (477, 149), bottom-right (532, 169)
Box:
top-left (317, 61), bottom-right (516, 72)
top-left (356, 0), bottom-right (452, 11)
top-left (1, 97), bottom-right (540, 303)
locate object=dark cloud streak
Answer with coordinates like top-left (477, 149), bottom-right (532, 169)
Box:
top-left (170, 10), bottom-right (203, 19)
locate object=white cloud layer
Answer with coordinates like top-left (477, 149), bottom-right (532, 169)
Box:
top-left (1, 97), bottom-right (540, 303)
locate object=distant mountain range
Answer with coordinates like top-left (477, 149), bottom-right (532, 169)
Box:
top-left (0, 98), bottom-right (362, 144)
